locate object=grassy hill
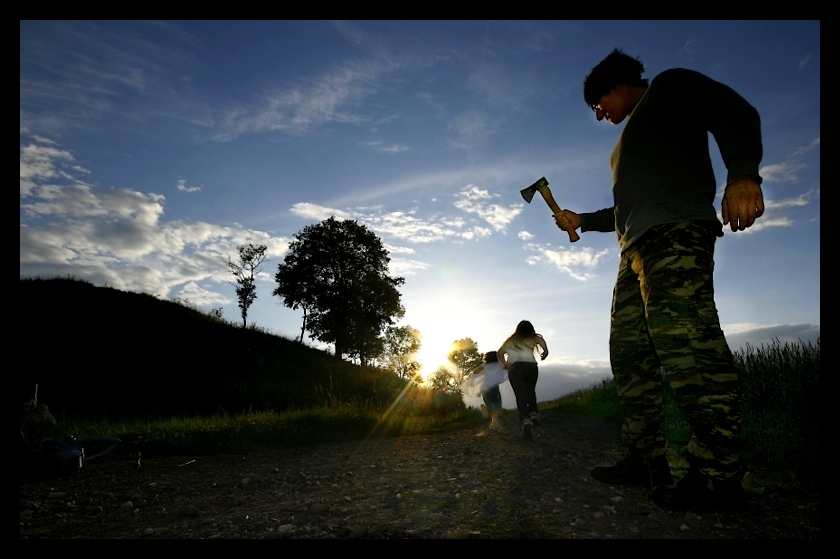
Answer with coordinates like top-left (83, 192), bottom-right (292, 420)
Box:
top-left (20, 277), bottom-right (441, 421)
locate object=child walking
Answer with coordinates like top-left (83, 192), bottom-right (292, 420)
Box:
top-left (498, 320), bottom-right (548, 440)
top-left (460, 351), bottom-right (507, 433)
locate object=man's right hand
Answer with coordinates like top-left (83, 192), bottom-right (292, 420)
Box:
top-left (554, 210), bottom-right (581, 233)
top-left (722, 176), bottom-right (764, 232)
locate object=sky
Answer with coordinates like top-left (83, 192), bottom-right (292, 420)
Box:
top-left (20, 21), bottom-right (820, 403)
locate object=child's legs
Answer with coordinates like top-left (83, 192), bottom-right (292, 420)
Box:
top-left (482, 385), bottom-right (502, 412)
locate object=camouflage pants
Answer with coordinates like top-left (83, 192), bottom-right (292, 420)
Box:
top-left (610, 221), bottom-right (742, 481)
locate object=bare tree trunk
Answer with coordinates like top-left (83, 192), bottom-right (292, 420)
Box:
top-left (298, 307), bottom-right (307, 343)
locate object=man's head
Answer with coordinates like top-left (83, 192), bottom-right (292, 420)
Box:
top-left (584, 49), bottom-right (649, 123)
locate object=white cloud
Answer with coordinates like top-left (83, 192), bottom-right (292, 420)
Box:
top-left (715, 189), bottom-right (817, 234)
top-left (20, 143), bottom-right (75, 180)
top-left (176, 179), bottom-right (201, 193)
top-left (365, 141), bottom-right (410, 154)
top-left (457, 185), bottom-right (492, 201)
top-left (384, 244), bottom-right (416, 255)
top-left (759, 138), bottom-right (819, 182)
top-left (389, 258), bottom-right (429, 276)
top-left (175, 281), bottom-right (231, 307)
top-left (766, 192), bottom-right (813, 210)
top-left (19, 137), bottom-right (290, 301)
top-left (290, 202), bottom-right (353, 222)
top-left (793, 137), bottom-right (820, 156)
top-left (526, 243), bottom-right (612, 281)
top-left (760, 161), bottom-right (807, 182)
top-left (518, 231), bottom-right (534, 240)
top-left (288, 202), bottom-right (500, 245)
top-left (453, 185), bottom-right (522, 232)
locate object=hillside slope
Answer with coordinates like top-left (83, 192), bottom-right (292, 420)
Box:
top-left (20, 278), bottom-right (403, 419)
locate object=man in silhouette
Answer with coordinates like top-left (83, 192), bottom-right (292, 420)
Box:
top-left (555, 49), bottom-right (764, 512)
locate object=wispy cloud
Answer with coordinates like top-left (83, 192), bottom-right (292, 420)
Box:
top-left (20, 142), bottom-right (75, 181)
top-left (176, 179), bottom-right (201, 193)
top-left (389, 258), bottom-right (429, 276)
top-left (760, 137), bottom-right (819, 182)
top-left (217, 60), bottom-right (398, 140)
top-left (20, 21), bottom-right (210, 134)
top-left (722, 322), bottom-right (820, 350)
top-left (793, 137), bottom-right (820, 156)
top-left (20, 137), bottom-right (289, 300)
top-left (290, 201), bottom-right (496, 244)
top-left (524, 243), bottom-right (612, 281)
top-left (453, 185), bottom-right (522, 232)
top-left (447, 109), bottom-right (498, 148)
top-left (467, 63), bottom-right (532, 112)
top-left (175, 281), bottom-right (231, 306)
top-left (799, 52), bottom-right (812, 69)
top-left (364, 141), bottom-right (411, 154)
top-left (766, 191), bottom-right (815, 210)
top-left (290, 202), bottom-right (353, 222)
top-left (518, 231), bottom-right (534, 240)
top-left (760, 161), bottom-right (807, 182)
top-left (715, 190), bottom-right (818, 234)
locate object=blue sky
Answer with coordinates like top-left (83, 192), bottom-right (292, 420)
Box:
top-left (20, 21), bottom-right (820, 402)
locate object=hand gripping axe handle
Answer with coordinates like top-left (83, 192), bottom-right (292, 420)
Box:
top-left (520, 177), bottom-right (580, 242)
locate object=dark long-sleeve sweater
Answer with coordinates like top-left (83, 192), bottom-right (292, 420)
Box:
top-left (580, 68), bottom-right (763, 251)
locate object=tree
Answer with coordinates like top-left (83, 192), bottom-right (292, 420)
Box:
top-left (447, 338), bottom-right (483, 386)
top-left (428, 365), bottom-right (458, 393)
top-left (227, 243), bottom-right (268, 329)
top-left (273, 217), bottom-right (404, 364)
top-left (382, 325), bottom-right (422, 381)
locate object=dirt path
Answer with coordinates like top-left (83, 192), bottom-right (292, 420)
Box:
top-left (20, 409), bottom-right (819, 539)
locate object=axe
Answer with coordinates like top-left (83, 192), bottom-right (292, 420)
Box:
top-left (520, 177), bottom-right (580, 242)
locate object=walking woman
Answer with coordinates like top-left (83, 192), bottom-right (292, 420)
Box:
top-left (498, 320), bottom-right (548, 440)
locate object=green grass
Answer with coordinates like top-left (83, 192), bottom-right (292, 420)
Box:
top-left (543, 338), bottom-right (820, 481)
top-left (541, 377), bottom-right (624, 423)
top-left (47, 395), bottom-right (483, 457)
top-left (736, 338), bottom-right (820, 477)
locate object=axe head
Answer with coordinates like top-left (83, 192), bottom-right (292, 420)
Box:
top-left (520, 177), bottom-right (549, 204)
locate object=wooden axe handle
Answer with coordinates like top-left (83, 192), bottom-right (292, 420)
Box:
top-left (538, 185), bottom-right (580, 242)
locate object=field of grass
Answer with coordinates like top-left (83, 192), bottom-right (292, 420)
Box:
top-left (544, 338), bottom-right (820, 480)
top-left (47, 397), bottom-right (483, 458)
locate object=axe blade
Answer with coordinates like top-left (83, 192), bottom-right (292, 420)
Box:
top-left (520, 177), bottom-right (548, 204)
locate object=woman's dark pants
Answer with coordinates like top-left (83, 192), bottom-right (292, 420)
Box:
top-left (509, 362), bottom-right (538, 421)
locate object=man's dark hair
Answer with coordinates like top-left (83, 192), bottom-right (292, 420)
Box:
top-left (583, 49), bottom-right (649, 110)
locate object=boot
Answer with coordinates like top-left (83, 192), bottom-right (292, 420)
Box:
top-left (522, 419), bottom-right (533, 441)
top-left (591, 453), bottom-right (673, 488)
top-left (651, 470), bottom-right (746, 512)
top-left (529, 412), bottom-right (541, 427)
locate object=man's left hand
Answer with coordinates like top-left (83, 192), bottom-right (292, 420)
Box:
top-left (722, 176), bottom-right (764, 232)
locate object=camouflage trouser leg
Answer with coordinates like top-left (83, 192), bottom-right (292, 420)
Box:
top-left (610, 221), bottom-right (742, 481)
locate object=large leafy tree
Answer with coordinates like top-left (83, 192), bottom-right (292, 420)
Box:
top-left (227, 243), bottom-right (268, 329)
top-left (273, 217), bottom-right (404, 363)
top-left (447, 338), bottom-right (483, 386)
